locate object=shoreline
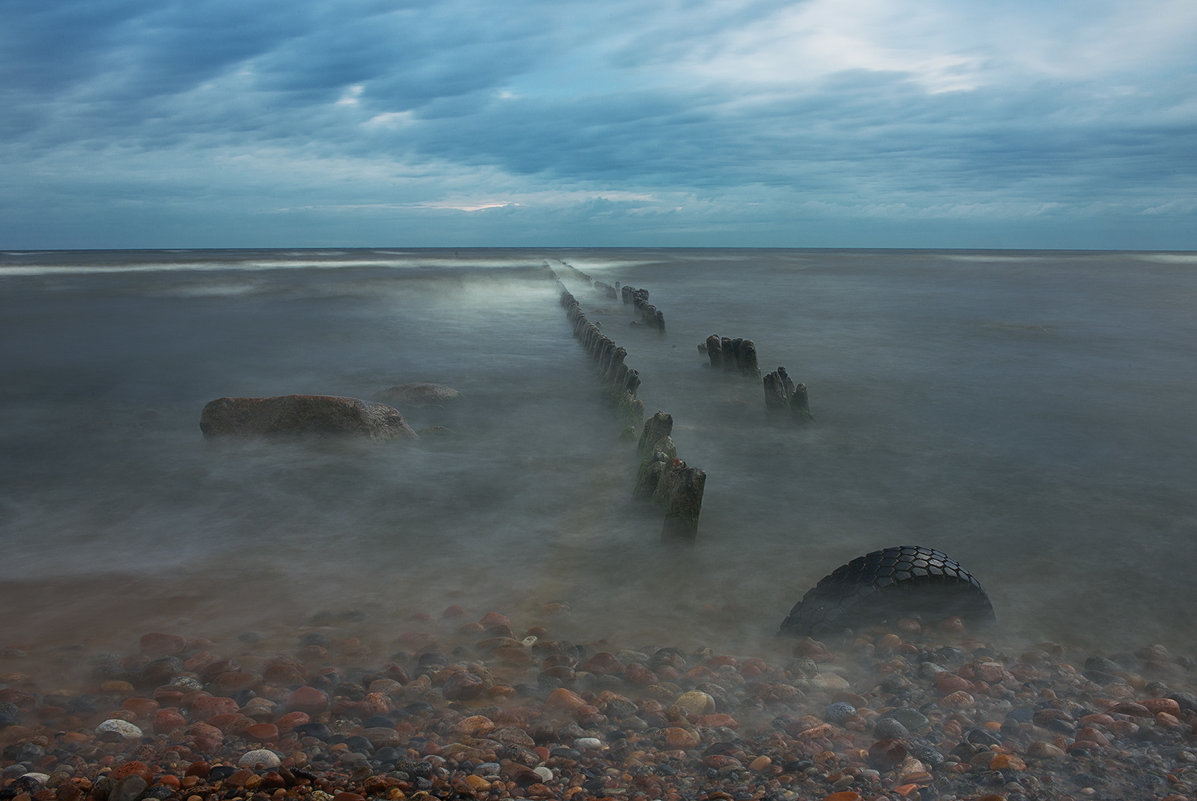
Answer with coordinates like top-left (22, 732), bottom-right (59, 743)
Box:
top-left (3, 601), bottom-right (1195, 801)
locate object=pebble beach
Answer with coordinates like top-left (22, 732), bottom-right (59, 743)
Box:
top-left (3, 603), bottom-right (1195, 801)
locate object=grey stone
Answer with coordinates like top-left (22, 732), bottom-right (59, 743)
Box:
top-left (238, 749), bottom-right (281, 769)
top-left (375, 383), bottom-right (462, 406)
top-left (873, 717), bottom-right (910, 740)
top-left (95, 719), bottom-right (143, 740)
top-left (112, 775), bottom-right (148, 801)
top-left (881, 708), bottom-right (929, 732)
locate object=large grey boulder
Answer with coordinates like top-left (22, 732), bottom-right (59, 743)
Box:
top-left (375, 383), bottom-right (462, 406)
top-left (200, 395), bottom-right (417, 440)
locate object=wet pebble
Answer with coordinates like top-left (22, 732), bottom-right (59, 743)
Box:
top-left (873, 717), bottom-right (909, 740)
top-left (95, 719), bottom-right (143, 740)
top-left (881, 708), bottom-right (929, 732)
top-left (824, 701), bottom-right (856, 724)
top-left (238, 749), bottom-right (282, 769)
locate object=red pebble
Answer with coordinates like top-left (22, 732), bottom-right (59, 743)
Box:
top-left (285, 686), bottom-right (329, 715)
top-left (934, 673), bottom-right (973, 694)
top-left (188, 722), bottom-right (223, 751)
top-left (1075, 727), bottom-right (1112, 748)
top-left (1080, 713), bottom-right (1115, 727)
top-left (274, 711), bottom-right (311, 732)
top-left (224, 769), bottom-right (254, 787)
top-left (120, 697), bottom-right (160, 717)
top-left (545, 687), bottom-right (589, 712)
top-left (205, 712), bottom-right (250, 732)
top-left (154, 708), bottom-right (188, 733)
top-left (624, 663), bottom-right (656, 686)
top-left (182, 651), bottom-right (221, 673)
top-left (214, 670), bottom-right (260, 693)
top-left (792, 637), bottom-right (836, 662)
top-left (139, 632), bottom-right (187, 656)
top-left (1108, 701), bottom-right (1152, 717)
top-left (579, 652), bottom-right (624, 675)
top-left (263, 661), bottom-right (306, 686)
top-left (478, 611), bottom-right (512, 628)
top-left (696, 713), bottom-right (739, 729)
top-left (740, 657), bottom-right (769, 678)
top-left (110, 761), bottom-right (153, 782)
top-left (188, 694), bottom-right (240, 721)
top-left (0, 689), bottom-right (36, 707)
top-left (245, 722), bottom-right (279, 741)
top-left (1142, 698), bottom-right (1181, 716)
top-left (153, 687), bottom-right (186, 705)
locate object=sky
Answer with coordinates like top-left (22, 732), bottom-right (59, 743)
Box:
top-left (1, 0), bottom-right (1195, 250)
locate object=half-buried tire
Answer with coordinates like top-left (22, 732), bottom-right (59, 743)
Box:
top-left (779, 545), bottom-right (996, 637)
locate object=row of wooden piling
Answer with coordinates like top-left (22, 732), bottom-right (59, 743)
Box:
top-left (699, 333), bottom-right (813, 422)
top-left (622, 285), bottom-right (665, 330)
top-left (556, 280), bottom-right (644, 429)
top-left (549, 264), bottom-right (705, 542)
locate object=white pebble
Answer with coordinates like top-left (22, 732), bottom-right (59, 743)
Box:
top-left (20, 773), bottom-right (50, 786)
top-left (239, 749), bottom-right (282, 769)
top-left (809, 673), bottom-right (851, 691)
top-left (533, 766), bottom-right (554, 782)
top-left (574, 737), bottom-right (603, 750)
top-left (95, 719), bottom-right (143, 739)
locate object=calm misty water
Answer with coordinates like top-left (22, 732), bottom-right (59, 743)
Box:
top-left (1, 248), bottom-right (1194, 654)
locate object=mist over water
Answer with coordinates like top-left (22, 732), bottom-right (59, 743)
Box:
top-left (1, 248), bottom-right (1195, 657)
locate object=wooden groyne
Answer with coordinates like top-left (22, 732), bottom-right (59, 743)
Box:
top-left (697, 333), bottom-right (813, 420)
top-left (548, 263), bottom-right (704, 541)
top-left (621, 285), bottom-right (665, 330)
top-left (556, 281), bottom-right (644, 429)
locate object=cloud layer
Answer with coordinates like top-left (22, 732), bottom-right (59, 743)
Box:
top-left (2, 0), bottom-right (1194, 248)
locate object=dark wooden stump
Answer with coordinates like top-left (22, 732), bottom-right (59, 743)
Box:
top-left (662, 465), bottom-right (706, 542)
top-left (763, 366), bottom-right (814, 421)
top-left (637, 411), bottom-right (673, 460)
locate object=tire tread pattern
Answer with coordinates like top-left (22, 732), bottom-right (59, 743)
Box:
top-left (780, 545), bottom-right (996, 636)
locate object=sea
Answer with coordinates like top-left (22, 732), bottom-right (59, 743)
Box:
top-left (1, 248), bottom-right (1195, 658)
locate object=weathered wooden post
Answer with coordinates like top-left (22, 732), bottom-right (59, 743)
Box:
top-left (790, 382), bottom-right (814, 422)
top-left (763, 366), bottom-right (814, 421)
top-left (662, 465), bottom-right (706, 542)
top-left (705, 334), bottom-right (723, 368)
top-left (737, 339), bottom-right (759, 375)
top-left (764, 366), bottom-right (796, 410)
top-left (637, 411), bottom-right (673, 459)
top-left (632, 436), bottom-right (676, 499)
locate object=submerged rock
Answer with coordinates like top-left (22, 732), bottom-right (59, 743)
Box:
top-left (200, 395), bottom-right (417, 440)
top-left (375, 383), bottom-right (462, 406)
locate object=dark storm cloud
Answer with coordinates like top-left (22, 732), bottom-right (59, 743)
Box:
top-left (0, 0), bottom-right (1194, 248)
